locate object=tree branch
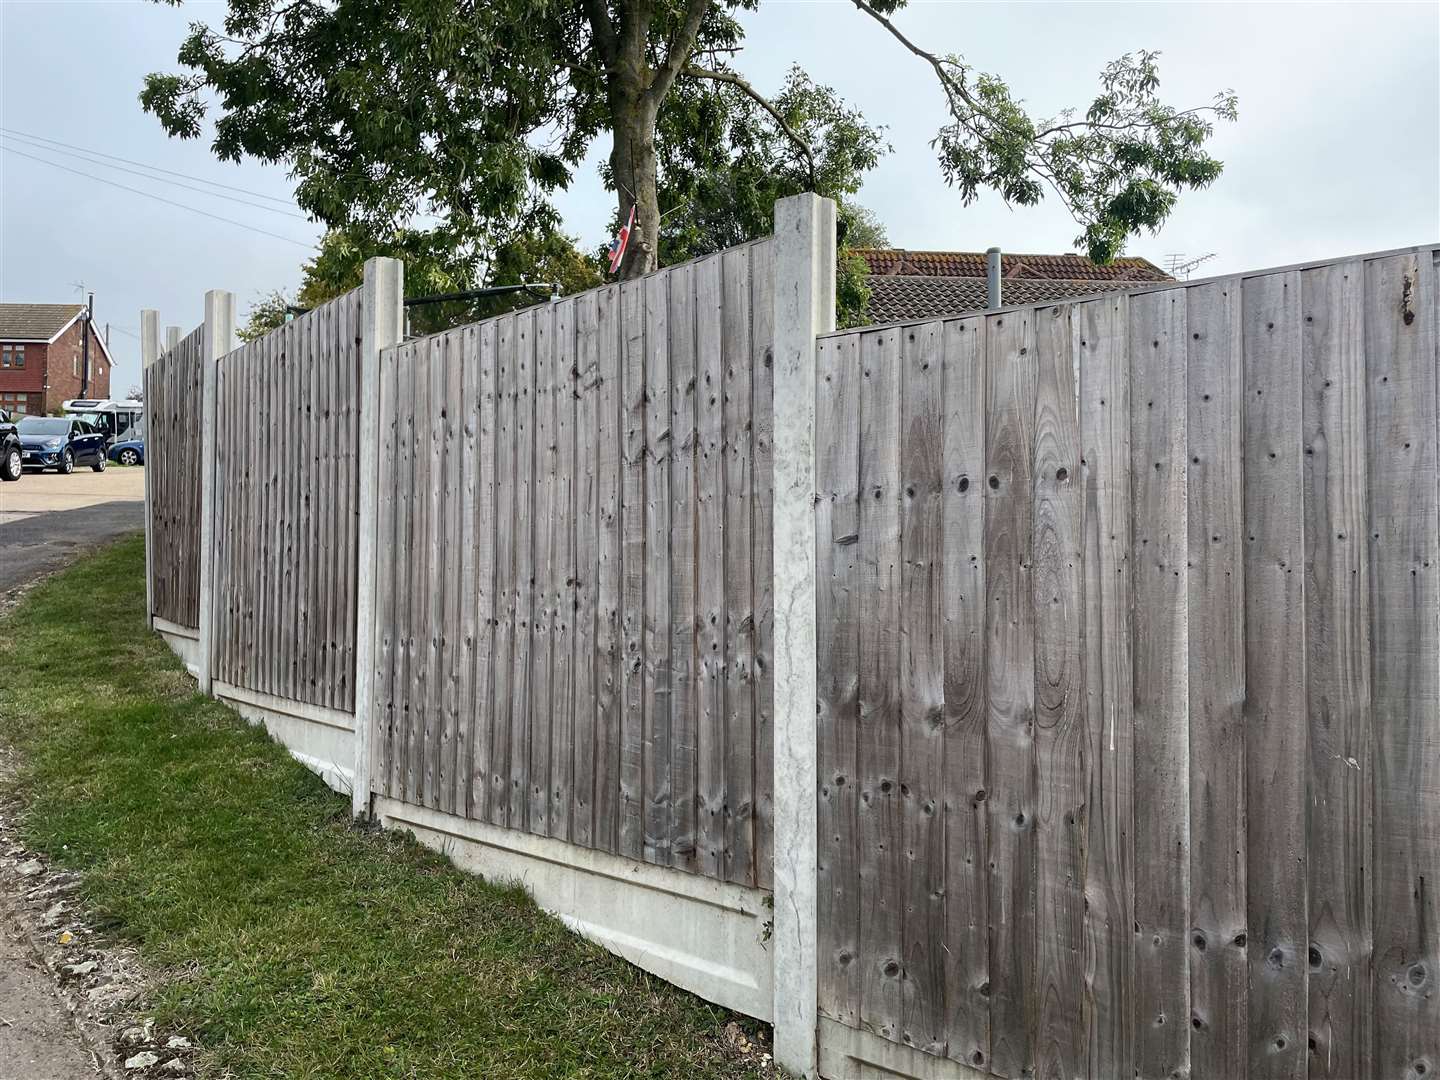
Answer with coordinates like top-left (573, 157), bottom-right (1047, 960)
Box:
top-left (647, 0), bottom-right (711, 105)
top-left (679, 64), bottom-right (816, 187)
top-left (580, 0), bottom-right (619, 67)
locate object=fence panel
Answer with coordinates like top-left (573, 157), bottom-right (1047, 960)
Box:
top-left (146, 323), bottom-right (205, 629)
top-left (211, 290), bottom-right (363, 712)
top-left (815, 246), bottom-right (1440, 1078)
top-left (370, 239), bottom-right (775, 887)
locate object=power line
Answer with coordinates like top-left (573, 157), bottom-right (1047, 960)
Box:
top-left (1, 132), bottom-right (311, 220)
top-left (0, 125), bottom-right (300, 208)
top-left (2, 144), bottom-right (315, 250)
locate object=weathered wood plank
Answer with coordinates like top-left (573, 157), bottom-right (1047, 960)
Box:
top-left (749, 240), bottom-right (776, 890)
top-left (898, 320), bottom-right (946, 1055)
top-left (858, 326), bottom-right (904, 1044)
top-left (572, 293), bottom-right (601, 848)
top-left (1366, 251), bottom-right (1440, 1078)
top-left (1031, 303), bottom-right (1086, 1079)
top-left (1130, 287), bottom-right (1191, 1080)
top-left (983, 307), bottom-right (1038, 1078)
top-left (1241, 271), bottom-right (1307, 1080)
top-left (695, 255), bottom-right (727, 877)
top-left (940, 316), bottom-right (990, 1071)
top-left (1300, 261), bottom-right (1372, 1078)
top-left (393, 341), bottom-right (418, 800)
top-left (375, 343), bottom-right (399, 800)
top-left (410, 338), bottom-right (436, 806)
top-left (441, 330), bottom-right (465, 814)
top-left (489, 318), bottom-right (518, 826)
top-left (530, 307), bottom-right (556, 836)
top-left (550, 301), bottom-right (578, 842)
top-left (817, 332), bottom-right (862, 1029)
top-left (618, 279), bottom-right (647, 861)
top-left (425, 334), bottom-right (449, 807)
top-left (668, 264), bottom-right (700, 873)
top-left (643, 272), bottom-right (673, 864)
top-left (1185, 278), bottom-right (1249, 1078)
top-left (722, 247), bottom-right (756, 885)
top-left (509, 310), bottom-right (538, 830)
top-left (594, 287), bottom-right (624, 852)
top-left (469, 321), bottom-right (499, 822)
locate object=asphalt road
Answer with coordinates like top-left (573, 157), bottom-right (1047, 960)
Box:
top-left (0, 468), bottom-right (145, 594)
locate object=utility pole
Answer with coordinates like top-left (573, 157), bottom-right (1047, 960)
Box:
top-left (80, 291), bottom-right (94, 397)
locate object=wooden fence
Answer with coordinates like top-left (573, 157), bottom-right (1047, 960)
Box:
top-left (369, 240), bottom-right (776, 888)
top-left (813, 249), bottom-right (1439, 1079)
top-left (145, 322), bottom-right (205, 629)
top-left (212, 290), bottom-right (364, 712)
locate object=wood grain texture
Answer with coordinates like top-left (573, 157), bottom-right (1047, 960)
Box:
top-left (619, 281), bottom-right (647, 860)
top-left (1032, 303), bottom-right (1086, 1080)
top-left (983, 308), bottom-right (1038, 1079)
top-left (750, 240), bottom-right (776, 890)
top-left (1366, 251), bottom-right (1439, 1079)
top-left (572, 294), bottom-right (601, 848)
top-left (643, 273), bottom-right (673, 864)
top-left (594, 287), bottom-right (624, 853)
top-left (470, 321), bottom-right (499, 822)
top-left (530, 307), bottom-right (556, 835)
top-left (1128, 287), bottom-right (1190, 1080)
top-left (1300, 262), bottom-right (1372, 1079)
top-left (1185, 279), bottom-right (1248, 1079)
top-left (489, 316), bottom-right (518, 826)
top-left (549, 301), bottom-right (578, 842)
top-left (1242, 271), bottom-right (1307, 1080)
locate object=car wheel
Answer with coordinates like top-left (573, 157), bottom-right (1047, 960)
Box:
top-left (59, 448), bottom-right (75, 475)
top-left (0, 447), bottom-right (20, 482)
top-left (92, 452), bottom-right (108, 473)
top-left (118, 448), bottom-right (139, 466)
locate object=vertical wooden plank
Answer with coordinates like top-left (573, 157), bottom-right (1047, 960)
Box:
top-left (509, 310), bottom-right (538, 829)
top-left (375, 343), bottom-right (399, 802)
top-left (295, 318), bottom-right (312, 703)
top-left (750, 240), bottom-right (776, 890)
top-left (984, 307), bottom-right (1038, 1078)
top-left (1186, 278), bottom-right (1249, 1078)
top-left (643, 271), bottom-right (673, 864)
top-left (1301, 261), bottom-right (1372, 1078)
top-left (530, 306), bottom-right (556, 836)
top-left (1367, 251), bottom-right (1440, 1079)
top-left (1242, 271), bottom-right (1307, 1080)
top-left (572, 294), bottom-right (600, 848)
top-left (440, 330), bottom-right (464, 814)
top-left (939, 316), bottom-right (990, 1071)
top-left (1130, 288), bottom-right (1191, 1080)
top-left (858, 326), bottom-right (904, 1043)
top-left (898, 320), bottom-right (947, 1054)
top-left (469, 321), bottom-right (499, 822)
top-left (817, 332), bottom-right (862, 1029)
top-left (317, 313), bottom-right (335, 705)
top-left (409, 338), bottom-right (435, 806)
top-left (1032, 304), bottom-right (1086, 1078)
top-left (695, 255), bottom-right (727, 877)
top-left (594, 287), bottom-right (624, 851)
top-left (1079, 293), bottom-right (1136, 1079)
top-left (423, 333), bottom-right (448, 806)
top-left (722, 247), bottom-right (756, 885)
top-left (668, 265), bottom-right (699, 873)
top-left (343, 296), bottom-right (362, 710)
top-left (619, 278), bottom-right (647, 861)
top-left (391, 341), bottom-right (416, 799)
top-left (550, 302), bottom-right (577, 841)
top-left (488, 318), bottom-right (518, 823)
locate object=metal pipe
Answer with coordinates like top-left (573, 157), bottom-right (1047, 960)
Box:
top-left (986, 247), bottom-right (1002, 310)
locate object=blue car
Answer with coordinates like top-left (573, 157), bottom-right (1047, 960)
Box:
top-left (109, 437), bottom-right (145, 467)
top-left (17, 415), bottom-right (109, 474)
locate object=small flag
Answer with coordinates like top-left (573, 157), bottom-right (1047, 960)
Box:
top-left (608, 204), bottom-right (636, 275)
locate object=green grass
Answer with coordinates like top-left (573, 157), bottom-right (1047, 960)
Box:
top-left (0, 535), bottom-right (766, 1079)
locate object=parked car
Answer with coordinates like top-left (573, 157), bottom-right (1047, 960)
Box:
top-left (109, 437), bottom-right (145, 467)
top-left (0, 409), bottom-right (21, 482)
top-left (16, 415), bottom-right (109, 474)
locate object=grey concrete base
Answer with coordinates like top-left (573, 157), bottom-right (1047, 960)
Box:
top-left (817, 1019), bottom-right (989, 1080)
top-left (374, 797), bottom-right (775, 1022)
top-left (213, 680), bottom-right (356, 796)
top-left (154, 618), bottom-right (201, 678)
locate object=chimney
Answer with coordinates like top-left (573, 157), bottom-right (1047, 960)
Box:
top-left (986, 247), bottom-right (1002, 310)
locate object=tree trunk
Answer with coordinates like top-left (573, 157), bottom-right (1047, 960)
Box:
top-left (609, 86), bottom-right (661, 279)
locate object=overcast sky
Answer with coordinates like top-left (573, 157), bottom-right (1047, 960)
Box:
top-left (2, 0), bottom-right (1436, 397)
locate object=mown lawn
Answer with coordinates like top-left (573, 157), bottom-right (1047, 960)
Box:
top-left (0, 534), bottom-right (766, 1079)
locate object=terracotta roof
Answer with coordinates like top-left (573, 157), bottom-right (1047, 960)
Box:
top-left (855, 248), bottom-right (1171, 283)
top-left (866, 275), bottom-right (1152, 324)
top-left (0, 303), bottom-right (85, 341)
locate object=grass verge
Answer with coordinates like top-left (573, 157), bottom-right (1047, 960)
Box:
top-left (0, 535), bottom-right (766, 1079)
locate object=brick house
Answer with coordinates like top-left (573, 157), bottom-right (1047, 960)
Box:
top-left (855, 249), bottom-right (1173, 322)
top-left (0, 303), bottom-right (114, 416)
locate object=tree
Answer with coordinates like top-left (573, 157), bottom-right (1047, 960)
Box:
top-left (143, 0), bottom-right (1235, 279)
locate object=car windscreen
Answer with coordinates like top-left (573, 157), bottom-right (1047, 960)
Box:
top-left (17, 417), bottom-right (70, 436)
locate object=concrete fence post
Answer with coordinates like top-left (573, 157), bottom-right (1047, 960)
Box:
top-left (353, 256), bottom-right (405, 817)
top-left (165, 326), bottom-right (181, 353)
top-left (140, 310), bottom-right (160, 630)
top-left (198, 291), bottom-right (235, 695)
top-left (770, 192), bottom-right (836, 1079)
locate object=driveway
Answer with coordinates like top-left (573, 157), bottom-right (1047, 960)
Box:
top-left (0, 468), bottom-right (145, 594)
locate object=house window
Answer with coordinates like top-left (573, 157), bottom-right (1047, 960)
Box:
top-left (12, 346), bottom-right (23, 368)
top-left (1, 392), bottom-right (33, 416)
top-left (1, 346), bottom-right (9, 367)
top-left (74, 354), bottom-right (79, 377)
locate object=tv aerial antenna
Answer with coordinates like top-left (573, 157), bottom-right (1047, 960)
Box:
top-left (1163, 252), bottom-right (1218, 280)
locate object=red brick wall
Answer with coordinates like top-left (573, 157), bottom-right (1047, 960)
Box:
top-left (0, 319), bottom-right (112, 414)
top-left (0, 340), bottom-right (44, 415)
